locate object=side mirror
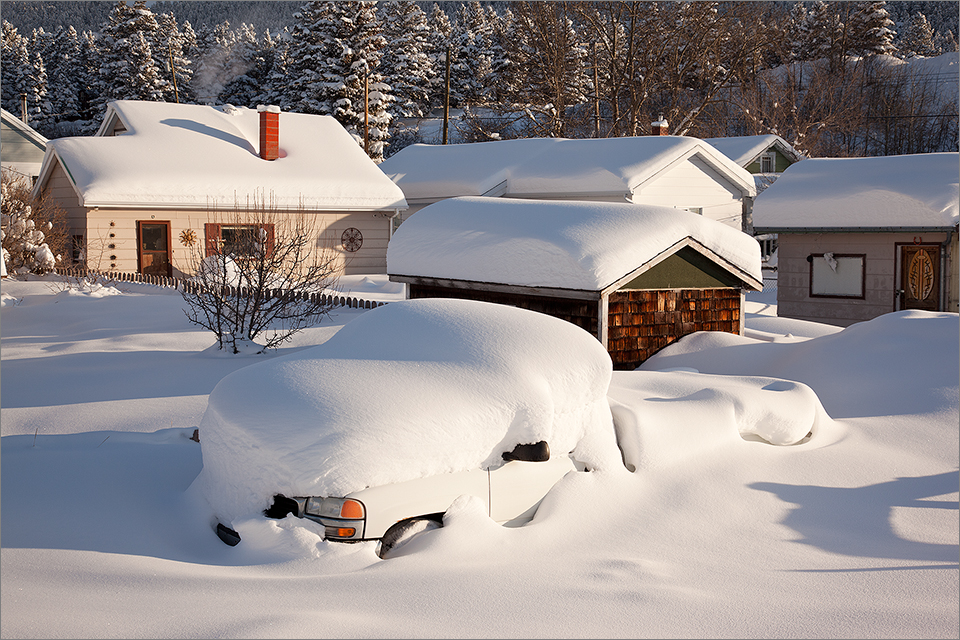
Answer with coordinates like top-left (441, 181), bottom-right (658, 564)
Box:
top-left (216, 522), bottom-right (241, 546)
top-left (502, 440), bottom-right (550, 462)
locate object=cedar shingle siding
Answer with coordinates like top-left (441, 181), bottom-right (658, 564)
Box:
top-left (607, 289), bottom-right (741, 368)
top-left (408, 283), bottom-right (742, 370)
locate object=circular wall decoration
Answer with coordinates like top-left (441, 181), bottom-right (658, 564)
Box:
top-left (179, 228), bottom-right (197, 246)
top-left (341, 227), bottom-right (363, 252)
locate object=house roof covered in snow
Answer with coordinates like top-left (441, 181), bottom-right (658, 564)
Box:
top-left (1, 108), bottom-right (48, 179)
top-left (753, 152), bottom-right (960, 232)
top-left (33, 100), bottom-right (407, 211)
top-left (701, 134), bottom-right (802, 169)
top-left (387, 196), bottom-right (762, 293)
top-left (379, 136), bottom-right (756, 203)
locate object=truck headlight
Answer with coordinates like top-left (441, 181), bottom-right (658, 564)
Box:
top-left (305, 497), bottom-right (365, 520)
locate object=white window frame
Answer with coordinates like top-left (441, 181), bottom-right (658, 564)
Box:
top-left (809, 253), bottom-right (865, 299)
top-left (760, 152), bottom-right (775, 173)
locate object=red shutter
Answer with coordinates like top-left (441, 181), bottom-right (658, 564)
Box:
top-left (204, 223), bottom-right (221, 257)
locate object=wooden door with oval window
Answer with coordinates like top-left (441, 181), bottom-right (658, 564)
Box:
top-left (898, 243), bottom-right (941, 311)
top-left (137, 221), bottom-right (172, 277)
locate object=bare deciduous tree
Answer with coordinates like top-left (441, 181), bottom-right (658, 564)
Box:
top-left (180, 195), bottom-right (340, 354)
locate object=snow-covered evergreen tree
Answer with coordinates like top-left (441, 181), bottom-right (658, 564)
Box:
top-left (847, 1), bottom-right (897, 56)
top-left (35, 25), bottom-right (82, 133)
top-left (449, 1), bottom-right (496, 107)
top-left (379, 0), bottom-right (434, 118)
top-left (331, 1), bottom-right (392, 162)
top-left (899, 11), bottom-right (939, 58)
top-left (154, 11), bottom-right (194, 103)
top-left (76, 30), bottom-right (102, 128)
top-left (785, 2), bottom-right (810, 61)
top-left (934, 29), bottom-right (958, 54)
top-left (424, 3), bottom-right (452, 112)
top-left (96, 0), bottom-right (166, 108)
top-left (804, 1), bottom-right (843, 63)
top-left (259, 27), bottom-right (292, 108)
top-left (281, 0), bottom-right (335, 114)
top-left (1, 20), bottom-right (30, 117)
top-left (191, 20), bottom-right (236, 103)
top-left (218, 24), bottom-right (275, 108)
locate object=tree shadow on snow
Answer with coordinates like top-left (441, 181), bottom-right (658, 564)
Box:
top-left (750, 471), bottom-right (959, 567)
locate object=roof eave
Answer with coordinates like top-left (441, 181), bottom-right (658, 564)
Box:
top-left (387, 274), bottom-right (602, 300)
top-left (754, 225), bottom-right (958, 234)
top-left (80, 199), bottom-right (409, 212)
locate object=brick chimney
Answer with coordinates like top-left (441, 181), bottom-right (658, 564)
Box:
top-left (258, 105), bottom-right (280, 160)
top-left (651, 114), bottom-right (669, 136)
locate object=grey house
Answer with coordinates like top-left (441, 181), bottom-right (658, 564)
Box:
top-left (753, 152), bottom-right (959, 327)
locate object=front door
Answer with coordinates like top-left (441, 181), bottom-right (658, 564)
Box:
top-left (898, 243), bottom-right (941, 311)
top-left (137, 221), bottom-right (172, 277)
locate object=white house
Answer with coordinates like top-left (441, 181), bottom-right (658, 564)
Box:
top-left (378, 135), bottom-right (758, 232)
top-left (753, 152), bottom-right (959, 326)
top-left (33, 100), bottom-right (407, 277)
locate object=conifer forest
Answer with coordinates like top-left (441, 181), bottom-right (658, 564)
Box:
top-left (2, 1), bottom-right (958, 162)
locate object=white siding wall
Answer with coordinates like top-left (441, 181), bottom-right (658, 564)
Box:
top-left (40, 159), bottom-right (396, 277)
top-left (633, 155), bottom-right (746, 230)
top-left (78, 209), bottom-right (395, 276)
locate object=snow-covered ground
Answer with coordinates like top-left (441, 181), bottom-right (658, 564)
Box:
top-left (1, 273), bottom-right (957, 639)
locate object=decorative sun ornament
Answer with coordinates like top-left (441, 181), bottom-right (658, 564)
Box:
top-left (180, 228), bottom-right (197, 247)
top-left (341, 227), bottom-right (363, 252)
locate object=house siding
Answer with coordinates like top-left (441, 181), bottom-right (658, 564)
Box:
top-left (40, 161), bottom-right (395, 277)
top-left (1, 117), bottom-right (46, 178)
top-left (607, 288), bottom-right (742, 369)
top-left (405, 282), bottom-right (743, 370)
top-left (776, 231), bottom-right (956, 326)
top-left (406, 283), bottom-right (600, 337)
top-left (634, 155), bottom-right (746, 230)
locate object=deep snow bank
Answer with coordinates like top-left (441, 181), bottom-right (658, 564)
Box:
top-left (194, 298), bottom-right (620, 525)
top-left (639, 310), bottom-right (959, 420)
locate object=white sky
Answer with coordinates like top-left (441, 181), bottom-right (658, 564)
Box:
top-left (1, 274), bottom-right (956, 639)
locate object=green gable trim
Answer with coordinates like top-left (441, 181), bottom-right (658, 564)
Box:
top-left (620, 246), bottom-right (743, 290)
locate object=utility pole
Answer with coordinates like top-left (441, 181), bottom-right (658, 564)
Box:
top-left (364, 71), bottom-right (370, 155)
top-left (592, 41), bottom-right (600, 138)
top-left (20, 94), bottom-right (27, 124)
top-left (168, 42), bottom-right (180, 103)
top-left (442, 47), bottom-right (451, 145)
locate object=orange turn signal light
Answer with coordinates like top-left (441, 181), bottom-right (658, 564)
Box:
top-left (340, 499), bottom-right (364, 519)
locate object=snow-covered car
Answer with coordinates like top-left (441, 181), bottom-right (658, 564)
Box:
top-left (255, 442), bottom-right (581, 558)
top-left (194, 298), bottom-right (624, 558)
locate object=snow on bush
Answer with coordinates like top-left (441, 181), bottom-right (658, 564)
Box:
top-left (1, 173), bottom-right (61, 275)
top-left (194, 298), bottom-right (622, 526)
